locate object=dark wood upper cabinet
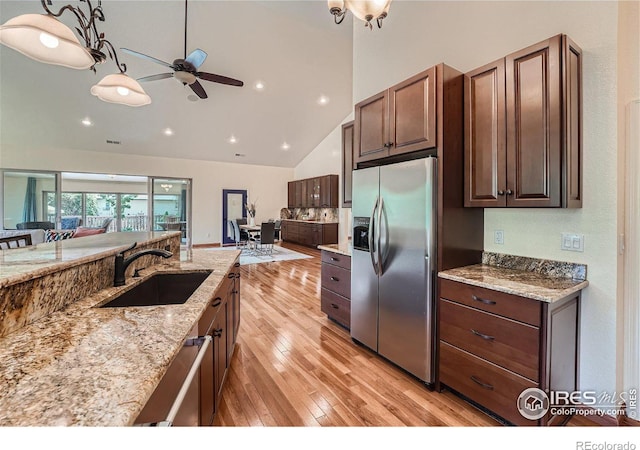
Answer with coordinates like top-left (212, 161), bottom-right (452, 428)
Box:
top-left (354, 67), bottom-right (437, 166)
top-left (464, 34), bottom-right (582, 208)
top-left (286, 175), bottom-right (339, 209)
top-left (341, 121), bottom-right (354, 208)
top-left (464, 59), bottom-right (507, 207)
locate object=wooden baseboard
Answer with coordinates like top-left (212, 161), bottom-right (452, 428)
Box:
top-left (192, 243), bottom-right (221, 248)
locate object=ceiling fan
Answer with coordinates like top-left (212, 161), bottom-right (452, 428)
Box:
top-left (120, 0), bottom-right (243, 100)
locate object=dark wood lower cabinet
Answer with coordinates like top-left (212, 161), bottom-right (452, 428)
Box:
top-left (135, 258), bottom-right (241, 427)
top-left (437, 278), bottom-right (580, 426)
top-left (282, 221), bottom-right (338, 247)
top-left (320, 250), bottom-right (351, 329)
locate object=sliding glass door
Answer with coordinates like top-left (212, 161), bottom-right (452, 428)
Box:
top-left (151, 178), bottom-right (191, 246)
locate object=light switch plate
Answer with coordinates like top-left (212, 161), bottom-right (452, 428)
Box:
top-left (494, 230), bottom-right (504, 245)
top-left (561, 233), bottom-right (584, 252)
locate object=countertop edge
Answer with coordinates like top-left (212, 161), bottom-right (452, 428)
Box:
top-left (0, 232), bottom-right (181, 289)
top-left (438, 271), bottom-right (589, 303)
top-left (317, 244), bottom-right (352, 257)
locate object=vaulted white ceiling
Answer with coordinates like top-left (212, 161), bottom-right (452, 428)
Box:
top-left (0, 0), bottom-right (353, 168)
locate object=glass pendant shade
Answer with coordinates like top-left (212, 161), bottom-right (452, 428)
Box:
top-left (0, 14), bottom-right (94, 69)
top-left (91, 73), bottom-right (151, 107)
top-left (345, 0), bottom-right (390, 22)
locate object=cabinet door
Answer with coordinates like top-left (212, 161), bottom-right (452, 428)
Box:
top-left (464, 59), bottom-right (507, 207)
top-left (389, 66), bottom-right (437, 156)
top-left (309, 178), bottom-right (321, 207)
top-left (354, 90), bottom-right (389, 164)
top-left (341, 121), bottom-right (354, 208)
top-left (320, 175), bottom-right (338, 208)
top-left (506, 35), bottom-right (562, 207)
top-left (294, 180), bottom-right (306, 207)
top-left (287, 181), bottom-right (296, 208)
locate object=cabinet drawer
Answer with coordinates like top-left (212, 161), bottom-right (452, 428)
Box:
top-left (321, 264), bottom-right (351, 299)
top-left (440, 278), bottom-right (541, 326)
top-left (321, 250), bottom-right (351, 271)
top-left (439, 341), bottom-right (538, 426)
top-left (321, 288), bottom-right (350, 328)
top-left (439, 298), bottom-right (539, 381)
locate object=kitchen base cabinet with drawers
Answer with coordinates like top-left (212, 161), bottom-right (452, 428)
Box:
top-left (437, 278), bottom-right (580, 426)
top-left (320, 250), bottom-right (351, 329)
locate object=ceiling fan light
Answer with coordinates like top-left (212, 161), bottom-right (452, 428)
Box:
top-left (174, 71), bottom-right (197, 85)
top-left (0, 14), bottom-right (94, 69)
top-left (91, 73), bottom-right (151, 107)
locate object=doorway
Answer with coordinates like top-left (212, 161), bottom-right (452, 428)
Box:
top-left (222, 189), bottom-right (247, 245)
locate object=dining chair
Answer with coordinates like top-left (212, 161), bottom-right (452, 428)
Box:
top-left (249, 221), bottom-right (276, 255)
top-left (273, 220), bottom-right (282, 241)
top-left (0, 234), bottom-right (33, 249)
top-left (230, 219), bottom-right (249, 250)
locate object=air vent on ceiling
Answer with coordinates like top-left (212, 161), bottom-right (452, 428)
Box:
top-left (106, 140), bottom-right (121, 145)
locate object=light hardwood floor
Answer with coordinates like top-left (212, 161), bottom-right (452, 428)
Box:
top-left (213, 243), bottom-right (594, 427)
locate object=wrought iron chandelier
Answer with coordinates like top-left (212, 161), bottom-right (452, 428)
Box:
top-left (328, 0), bottom-right (392, 29)
top-left (0, 0), bottom-right (150, 107)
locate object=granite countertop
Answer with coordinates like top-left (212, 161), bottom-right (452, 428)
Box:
top-left (438, 252), bottom-right (588, 303)
top-left (0, 247), bottom-right (240, 426)
top-left (0, 231), bottom-right (181, 288)
top-left (318, 241), bottom-right (352, 257)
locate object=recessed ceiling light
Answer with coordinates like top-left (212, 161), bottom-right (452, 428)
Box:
top-left (81, 117), bottom-right (92, 126)
top-left (228, 135), bottom-right (238, 144)
top-left (281, 142), bottom-right (290, 151)
top-left (317, 95), bottom-right (329, 105)
top-left (164, 128), bottom-right (174, 136)
top-left (254, 80), bottom-right (265, 91)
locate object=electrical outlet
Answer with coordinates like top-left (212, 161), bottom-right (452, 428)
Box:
top-left (561, 233), bottom-right (584, 252)
top-left (494, 230), bottom-right (504, 245)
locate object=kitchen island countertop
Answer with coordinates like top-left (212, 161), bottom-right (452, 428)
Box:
top-left (0, 247), bottom-right (240, 426)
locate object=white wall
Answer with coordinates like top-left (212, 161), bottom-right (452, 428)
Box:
top-left (294, 112), bottom-right (354, 241)
top-left (349, 1), bottom-right (620, 399)
top-left (1, 145), bottom-right (293, 245)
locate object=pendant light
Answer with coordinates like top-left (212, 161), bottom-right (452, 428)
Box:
top-left (0, 0), bottom-right (150, 107)
top-left (328, 0), bottom-right (392, 29)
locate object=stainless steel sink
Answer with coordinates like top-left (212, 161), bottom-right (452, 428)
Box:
top-left (100, 271), bottom-right (212, 308)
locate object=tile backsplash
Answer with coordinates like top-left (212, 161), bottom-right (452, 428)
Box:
top-left (280, 207), bottom-right (339, 222)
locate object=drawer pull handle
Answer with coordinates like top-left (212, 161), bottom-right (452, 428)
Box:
top-left (330, 276), bottom-right (339, 282)
top-left (472, 295), bottom-right (496, 305)
top-left (471, 329), bottom-right (495, 341)
top-left (470, 376), bottom-right (494, 390)
top-left (211, 298), bottom-right (222, 307)
top-left (331, 303), bottom-right (339, 309)
top-left (228, 273), bottom-right (235, 279)
top-left (331, 257), bottom-right (339, 261)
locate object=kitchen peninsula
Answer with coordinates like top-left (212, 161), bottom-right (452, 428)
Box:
top-left (0, 232), bottom-right (240, 426)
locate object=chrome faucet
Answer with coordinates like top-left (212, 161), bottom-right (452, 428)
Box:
top-left (113, 242), bottom-right (173, 287)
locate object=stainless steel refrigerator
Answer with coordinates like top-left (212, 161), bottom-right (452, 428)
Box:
top-left (351, 157), bottom-right (437, 384)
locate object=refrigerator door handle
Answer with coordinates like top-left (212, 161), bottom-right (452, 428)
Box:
top-left (369, 196), bottom-right (379, 275)
top-left (377, 196), bottom-right (385, 276)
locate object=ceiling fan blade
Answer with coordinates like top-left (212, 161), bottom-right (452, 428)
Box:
top-left (189, 80), bottom-right (208, 99)
top-left (185, 49), bottom-right (207, 70)
top-left (197, 72), bottom-right (244, 87)
top-left (137, 73), bottom-right (174, 83)
top-left (120, 48), bottom-right (175, 69)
